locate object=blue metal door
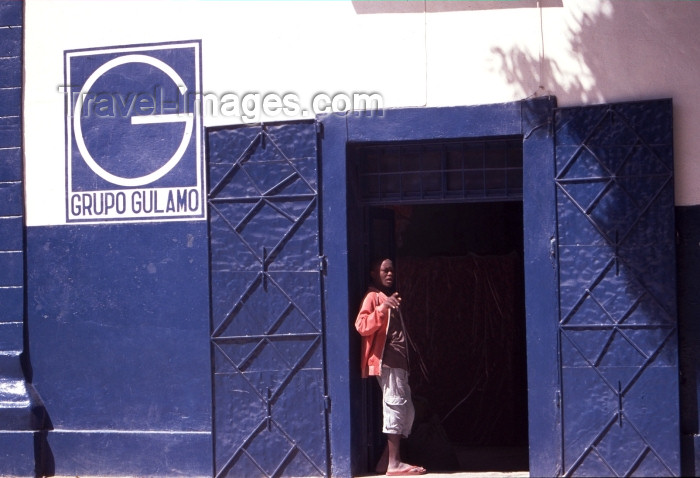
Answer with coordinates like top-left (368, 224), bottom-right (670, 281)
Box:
top-left (207, 122), bottom-right (328, 477)
top-left (554, 100), bottom-right (679, 476)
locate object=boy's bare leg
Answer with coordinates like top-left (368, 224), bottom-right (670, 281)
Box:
top-left (386, 434), bottom-right (402, 470)
top-left (375, 442), bottom-right (389, 473)
top-left (374, 435), bottom-right (401, 474)
top-left (374, 434), bottom-right (402, 474)
top-left (385, 434), bottom-right (426, 474)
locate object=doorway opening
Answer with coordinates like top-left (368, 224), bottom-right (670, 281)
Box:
top-left (347, 137), bottom-right (529, 474)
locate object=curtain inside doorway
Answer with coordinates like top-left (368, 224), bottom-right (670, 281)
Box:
top-left (397, 254), bottom-right (528, 446)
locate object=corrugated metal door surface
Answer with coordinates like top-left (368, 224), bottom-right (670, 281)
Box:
top-left (207, 122), bottom-right (328, 477)
top-left (554, 100), bottom-right (680, 476)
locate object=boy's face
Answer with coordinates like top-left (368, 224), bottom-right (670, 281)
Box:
top-left (372, 259), bottom-right (395, 291)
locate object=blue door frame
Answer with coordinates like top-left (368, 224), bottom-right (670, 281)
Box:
top-left (319, 97), bottom-right (561, 477)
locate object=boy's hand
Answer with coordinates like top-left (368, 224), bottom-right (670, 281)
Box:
top-left (384, 292), bottom-right (402, 310)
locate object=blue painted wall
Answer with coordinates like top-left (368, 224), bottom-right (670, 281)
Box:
top-left (0, 4), bottom-right (214, 473)
top-left (0, 0), bottom-right (23, 359)
top-left (1, 0), bottom-right (699, 472)
top-left (25, 222), bottom-right (213, 476)
top-left (0, 2), bottom-right (37, 475)
top-left (0, 0), bottom-right (23, 360)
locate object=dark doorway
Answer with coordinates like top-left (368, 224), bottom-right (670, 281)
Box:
top-left (347, 138), bottom-right (529, 474)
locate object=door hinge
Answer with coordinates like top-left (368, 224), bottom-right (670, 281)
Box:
top-left (555, 390), bottom-right (561, 409)
top-left (319, 255), bottom-right (327, 274)
top-left (315, 121), bottom-right (323, 137)
top-left (324, 395), bottom-right (331, 412)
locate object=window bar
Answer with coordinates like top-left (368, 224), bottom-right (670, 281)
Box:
top-left (503, 143), bottom-right (509, 196)
top-left (417, 147), bottom-right (423, 201)
top-left (482, 141), bottom-right (487, 197)
top-left (356, 138), bottom-right (523, 204)
top-left (441, 144), bottom-right (447, 201)
top-left (377, 148), bottom-right (384, 201)
top-left (400, 146), bottom-right (406, 201)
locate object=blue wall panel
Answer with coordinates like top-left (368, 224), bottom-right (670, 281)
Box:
top-left (0, 56), bottom-right (21, 87)
top-left (0, 432), bottom-right (35, 477)
top-left (26, 222), bottom-right (213, 475)
top-left (0, 182), bottom-right (22, 215)
top-left (0, 87), bottom-right (20, 117)
top-left (44, 431), bottom-right (211, 477)
top-left (0, 1), bottom-right (34, 474)
top-left (0, 146), bottom-right (22, 180)
top-left (0, 0), bottom-right (21, 25)
top-left (0, 215), bottom-right (22, 250)
top-left (0, 117), bottom-right (20, 148)
top-left (0, 21), bottom-right (20, 56)
top-left (0, 250), bottom-right (22, 286)
top-left (0, 287), bottom-right (22, 321)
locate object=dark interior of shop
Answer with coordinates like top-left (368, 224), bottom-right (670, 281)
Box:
top-left (389, 202), bottom-right (529, 472)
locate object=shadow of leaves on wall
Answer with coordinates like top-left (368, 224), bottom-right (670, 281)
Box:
top-left (490, 3), bottom-right (609, 103)
top-left (492, 1), bottom-right (699, 105)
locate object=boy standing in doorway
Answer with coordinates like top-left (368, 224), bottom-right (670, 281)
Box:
top-left (355, 258), bottom-right (426, 476)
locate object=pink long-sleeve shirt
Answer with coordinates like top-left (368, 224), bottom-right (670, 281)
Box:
top-left (354, 287), bottom-right (391, 378)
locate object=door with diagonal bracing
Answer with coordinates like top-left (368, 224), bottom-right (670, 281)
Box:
top-left (554, 100), bottom-right (680, 476)
top-left (207, 122), bottom-right (329, 477)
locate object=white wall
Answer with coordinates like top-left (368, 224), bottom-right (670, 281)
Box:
top-left (23, 0), bottom-right (700, 225)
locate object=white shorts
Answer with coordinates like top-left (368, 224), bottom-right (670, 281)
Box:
top-left (377, 366), bottom-right (415, 437)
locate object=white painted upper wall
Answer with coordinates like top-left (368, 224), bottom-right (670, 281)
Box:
top-left (23, 0), bottom-right (700, 225)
